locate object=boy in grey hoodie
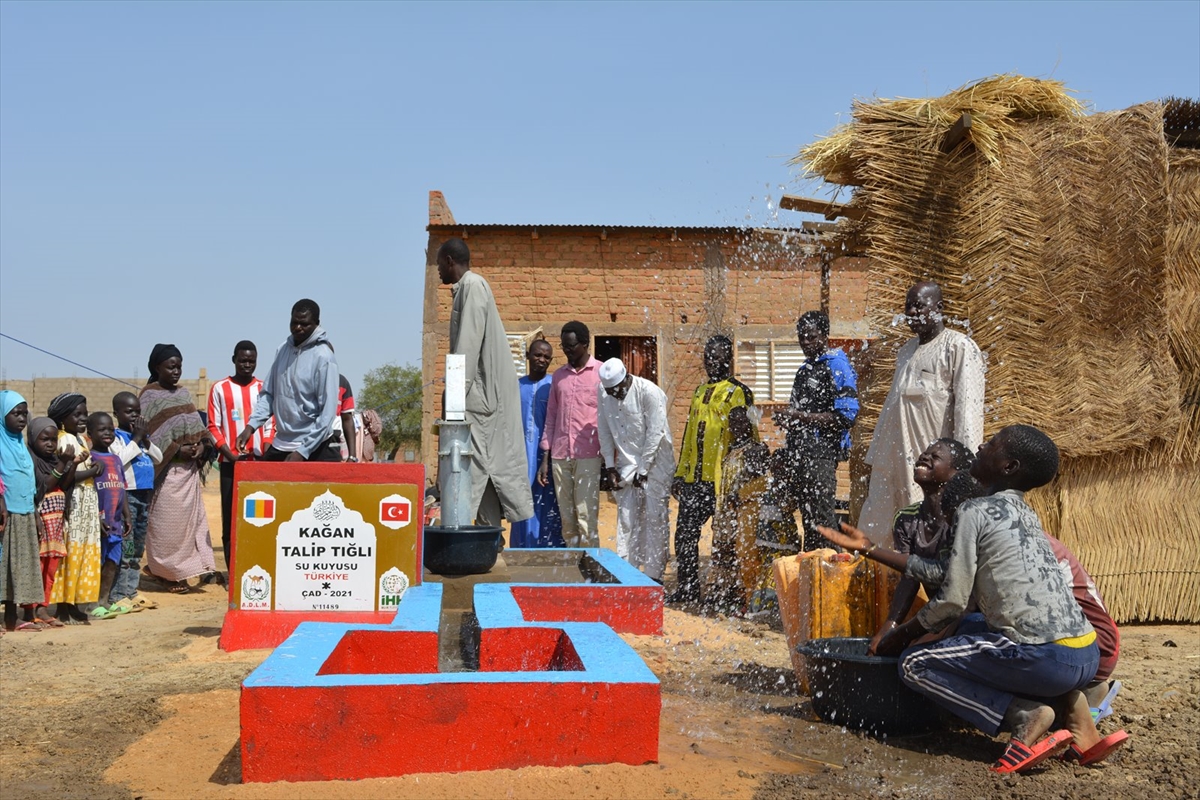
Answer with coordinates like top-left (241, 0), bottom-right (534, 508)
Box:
top-left (239, 299), bottom-right (341, 462)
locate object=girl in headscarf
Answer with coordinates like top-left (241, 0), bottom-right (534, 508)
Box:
top-left (1, 391), bottom-right (47, 630)
top-left (48, 391), bottom-right (104, 623)
top-left (140, 344), bottom-right (217, 593)
top-left (27, 416), bottom-right (72, 627)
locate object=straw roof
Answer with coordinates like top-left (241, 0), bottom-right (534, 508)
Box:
top-left (800, 77), bottom-right (1199, 621)
top-left (794, 75), bottom-right (1085, 186)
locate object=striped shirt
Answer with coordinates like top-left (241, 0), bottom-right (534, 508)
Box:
top-left (208, 376), bottom-right (275, 460)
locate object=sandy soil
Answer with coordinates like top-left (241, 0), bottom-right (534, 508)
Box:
top-left (1, 485), bottom-right (1195, 799)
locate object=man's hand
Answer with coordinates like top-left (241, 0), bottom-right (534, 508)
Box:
top-left (235, 426), bottom-right (256, 454)
top-left (815, 522), bottom-right (872, 552)
top-left (670, 477), bottom-right (684, 499)
top-left (536, 453), bottom-right (550, 487)
top-left (284, 451), bottom-right (305, 462)
top-left (632, 473), bottom-right (647, 489)
top-left (607, 468), bottom-right (625, 491)
top-left (219, 445), bottom-right (240, 463)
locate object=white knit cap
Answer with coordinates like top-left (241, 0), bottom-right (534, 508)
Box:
top-left (599, 358), bottom-right (627, 389)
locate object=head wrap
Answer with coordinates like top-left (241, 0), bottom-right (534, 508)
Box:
top-left (47, 392), bottom-right (86, 425)
top-left (0, 390), bottom-right (35, 513)
top-left (599, 358), bottom-right (628, 389)
top-left (26, 416), bottom-right (59, 503)
top-left (147, 343), bottom-right (182, 384)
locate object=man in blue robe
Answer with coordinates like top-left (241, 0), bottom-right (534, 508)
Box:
top-left (510, 339), bottom-right (564, 547)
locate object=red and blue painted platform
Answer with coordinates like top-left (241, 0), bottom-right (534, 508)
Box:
top-left (240, 577), bottom-right (661, 782)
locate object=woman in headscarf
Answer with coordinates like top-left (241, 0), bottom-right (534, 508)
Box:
top-left (1, 391), bottom-right (48, 630)
top-left (139, 344), bottom-right (217, 593)
top-left (27, 416), bottom-right (72, 627)
top-left (48, 391), bottom-right (103, 624)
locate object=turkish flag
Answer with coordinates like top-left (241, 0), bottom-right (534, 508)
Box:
top-left (381, 501), bottom-right (410, 524)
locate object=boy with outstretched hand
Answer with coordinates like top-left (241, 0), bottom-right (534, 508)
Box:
top-left (872, 425), bottom-right (1128, 773)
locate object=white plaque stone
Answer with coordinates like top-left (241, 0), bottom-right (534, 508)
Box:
top-left (274, 490), bottom-right (377, 611)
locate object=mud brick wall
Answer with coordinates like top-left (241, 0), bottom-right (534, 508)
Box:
top-left (421, 222), bottom-right (869, 481)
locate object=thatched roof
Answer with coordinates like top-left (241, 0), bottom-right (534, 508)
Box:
top-left (794, 75), bottom-right (1085, 186)
top-left (797, 76), bottom-right (1199, 622)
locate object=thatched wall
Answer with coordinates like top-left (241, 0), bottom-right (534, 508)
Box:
top-left (800, 77), bottom-right (1200, 622)
top-left (1166, 148), bottom-right (1200, 463)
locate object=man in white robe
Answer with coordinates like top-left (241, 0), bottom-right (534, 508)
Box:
top-left (597, 358), bottom-right (674, 582)
top-left (859, 281), bottom-right (986, 543)
top-left (438, 238), bottom-right (534, 527)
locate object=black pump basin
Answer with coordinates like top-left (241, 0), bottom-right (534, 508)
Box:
top-left (796, 637), bottom-right (940, 736)
top-left (423, 525), bottom-right (503, 575)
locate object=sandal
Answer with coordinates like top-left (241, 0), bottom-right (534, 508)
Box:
top-left (199, 571), bottom-right (228, 587)
top-left (1091, 680), bottom-right (1122, 723)
top-left (1064, 730), bottom-right (1129, 766)
top-left (15, 621), bottom-right (45, 632)
top-left (90, 606), bottom-right (119, 620)
top-left (167, 581), bottom-right (190, 595)
top-left (991, 729), bottom-right (1073, 773)
top-left (132, 597), bottom-right (159, 610)
top-left (39, 616), bottom-right (66, 628)
top-left (111, 598), bottom-right (140, 614)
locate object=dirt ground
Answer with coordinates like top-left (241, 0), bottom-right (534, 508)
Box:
top-left (1, 484), bottom-right (1195, 799)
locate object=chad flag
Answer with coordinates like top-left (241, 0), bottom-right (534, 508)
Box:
top-left (245, 497), bottom-right (275, 519)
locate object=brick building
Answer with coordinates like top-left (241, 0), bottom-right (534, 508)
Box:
top-left (421, 191), bottom-right (871, 488)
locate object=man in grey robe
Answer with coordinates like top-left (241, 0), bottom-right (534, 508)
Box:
top-left (858, 281), bottom-right (986, 543)
top-left (438, 238), bottom-right (534, 527)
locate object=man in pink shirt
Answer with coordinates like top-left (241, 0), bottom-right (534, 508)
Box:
top-left (537, 321), bottom-right (603, 547)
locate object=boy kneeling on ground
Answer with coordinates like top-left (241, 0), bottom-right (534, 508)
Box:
top-left (872, 424), bottom-right (1128, 773)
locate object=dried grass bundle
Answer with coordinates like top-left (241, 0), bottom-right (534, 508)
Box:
top-left (808, 80), bottom-right (1199, 621)
top-left (795, 75), bottom-right (1084, 185)
top-left (1166, 148), bottom-right (1200, 462)
top-left (849, 103), bottom-right (1181, 460)
top-left (1027, 447), bottom-right (1200, 623)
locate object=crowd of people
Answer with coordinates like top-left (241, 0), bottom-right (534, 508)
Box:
top-left (0, 240), bottom-right (1130, 775)
top-left (0, 298), bottom-right (382, 628)
top-left (439, 236), bottom-right (1129, 774)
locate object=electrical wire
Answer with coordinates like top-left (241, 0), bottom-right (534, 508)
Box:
top-left (0, 332), bottom-right (142, 388)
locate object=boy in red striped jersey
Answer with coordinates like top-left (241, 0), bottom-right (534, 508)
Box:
top-left (207, 341), bottom-right (275, 570)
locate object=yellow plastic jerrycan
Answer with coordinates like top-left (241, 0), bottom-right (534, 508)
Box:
top-left (773, 549), bottom-right (878, 694)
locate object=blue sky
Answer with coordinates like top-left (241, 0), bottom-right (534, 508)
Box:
top-left (2, 1), bottom-right (1197, 393)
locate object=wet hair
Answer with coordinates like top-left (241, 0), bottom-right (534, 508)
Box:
top-left (705, 334), bottom-right (733, 353)
top-left (233, 340), bottom-right (257, 355)
top-left (935, 438), bottom-right (975, 471)
top-left (562, 320), bottom-right (590, 346)
top-left (438, 237), bottom-right (471, 266)
top-left (1000, 424), bottom-right (1060, 491)
top-left (292, 298), bottom-right (320, 321)
top-left (112, 391), bottom-right (138, 410)
top-left (797, 310), bottom-right (830, 338)
top-left (86, 411), bottom-right (113, 430)
top-left (940, 470), bottom-right (986, 521)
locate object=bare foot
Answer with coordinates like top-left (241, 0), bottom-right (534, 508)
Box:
top-left (1082, 680), bottom-right (1111, 709)
top-left (34, 607), bottom-right (64, 627)
top-left (1002, 697), bottom-right (1056, 745)
top-left (1058, 690), bottom-right (1102, 752)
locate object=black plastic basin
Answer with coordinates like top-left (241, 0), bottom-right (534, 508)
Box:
top-left (423, 525), bottom-right (503, 575)
top-left (797, 637), bottom-right (939, 736)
